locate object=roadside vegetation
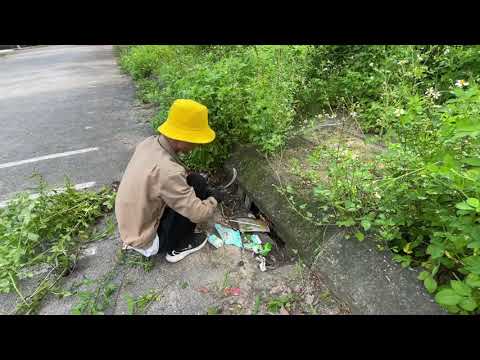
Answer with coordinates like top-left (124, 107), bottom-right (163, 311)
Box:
top-left (118, 45), bottom-right (480, 313)
top-left (0, 178), bottom-right (116, 314)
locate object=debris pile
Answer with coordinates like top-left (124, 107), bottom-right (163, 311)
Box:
top-left (207, 215), bottom-right (276, 272)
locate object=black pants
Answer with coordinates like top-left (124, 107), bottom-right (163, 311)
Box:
top-left (157, 173), bottom-right (209, 253)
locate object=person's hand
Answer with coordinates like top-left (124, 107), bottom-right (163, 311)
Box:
top-left (208, 188), bottom-right (226, 203)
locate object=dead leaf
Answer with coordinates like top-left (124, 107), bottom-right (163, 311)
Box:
top-left (270, 285), bottom-right (283, 295)
top-left (280, 307), bottom-right (289, 315)
top-left (198, 287), bottom-right (209, 294)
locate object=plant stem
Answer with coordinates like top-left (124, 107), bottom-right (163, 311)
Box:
top-left (377, 162), bottom-right (440, 187)
top-left (43, 199), bottom-right (91, 222)
top-left (9, 273), bottom-right (28, 306)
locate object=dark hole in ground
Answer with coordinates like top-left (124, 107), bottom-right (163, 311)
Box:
top-left (208, 168), bottom-right (290, 265)
top-left (249, 202), bottom-right (260, 217)
top-left (247, 194), bottom-right (286, 250)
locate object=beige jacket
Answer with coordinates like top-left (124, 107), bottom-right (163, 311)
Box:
top-left (115, 135), bottom-right (217, 249)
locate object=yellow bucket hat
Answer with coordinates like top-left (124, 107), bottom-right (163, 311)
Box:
top-left (158, 99), bottom-right (216, 144)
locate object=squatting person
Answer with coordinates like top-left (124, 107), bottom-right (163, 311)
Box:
top-left (115, 99), bottom-right (224, 263)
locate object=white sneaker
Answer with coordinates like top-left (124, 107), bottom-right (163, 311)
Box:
top-left (165, 234), bottom-right (207, 263)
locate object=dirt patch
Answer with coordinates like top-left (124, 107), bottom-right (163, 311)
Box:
top-left (207, 260), bottom-right (350, 315)
top-left (268, 115), bottom-right (385, 200)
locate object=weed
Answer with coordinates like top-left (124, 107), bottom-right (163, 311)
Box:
top-left (319, 290), bottom-right (331, 300)
top-left (253, 295), bottom-right (261, 315)
top-left (206, 306), bottom-right (221, 315)
top-left (308, 304), bottom-right (318, 315)
top-left (70, 270), bottom-right (119, 315)
top-left (119, 250), bottom-right (154, 272)
top-left (222, 271), bottom-right (230, 289)
top-left (266, 294), bottom-right (295, 314)
top-left (0, 177), bottom-right (116, 314)
top-left (125, 289), bottom-right (161, 315)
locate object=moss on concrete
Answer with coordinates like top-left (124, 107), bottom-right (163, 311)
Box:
top-left (225, 144), bottom-right (339, 262)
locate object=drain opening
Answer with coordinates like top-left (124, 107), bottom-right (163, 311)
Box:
top-left (246, 198), bottom-right (286, 250)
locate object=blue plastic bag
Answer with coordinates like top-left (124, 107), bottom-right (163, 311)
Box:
top-left (243, 234), bottom-right (263, 253)
top-left (214, 224), bottom-right (243, 248)
top-left (207, 234), bottom-right (224, 249)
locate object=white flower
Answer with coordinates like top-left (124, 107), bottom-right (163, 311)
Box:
top-left (425, 87), bottom-right (441, 100)
top-left (350, 112), bottom-right (358, 118)
top-left (397, 60), bottom-right (408, 65)
top-left (455, 79), bottom-right (469, 88)
top-left (394, 109), bottom-right (406, 117)
top-left (330, 113), bottom-right (337, 119)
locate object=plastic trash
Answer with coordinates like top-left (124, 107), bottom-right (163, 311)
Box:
top-left (229, 217), bottom-right (270, 233)
top-left (224, 287), bottom-right (241, 296)
top-left (214, 224), bottom-right (243, 248)
top-left (256, 256), bottom-right (267, 272)
top-left (245, 234), bottom-right (262, 245)
top-left (243, 234), bottom-right (263, 254)
top-left (260, 242), bottom-right (272, 257)
top-left (207, 233), bottom-right (224, 249)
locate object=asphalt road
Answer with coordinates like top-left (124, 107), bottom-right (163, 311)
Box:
top-left (0, 45), bottom-right (151, 202)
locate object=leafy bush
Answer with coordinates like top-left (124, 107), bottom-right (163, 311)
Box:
top-left (307, 85), bottom-right (480, 314)
top-left (0, 178), bottom-right (115, 313)
top-left (119, 45), bottom-right (312, 169)
top-left (303, 45), bottom-right (480, 134)
top-left (118, 45), bottom-right (171, 81)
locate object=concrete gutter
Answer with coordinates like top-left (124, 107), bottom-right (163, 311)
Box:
top-left (225, 144), bottom-right (446, 315)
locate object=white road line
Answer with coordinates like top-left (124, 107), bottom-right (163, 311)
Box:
top-left (0, 147), bottom-right (99, 169)
top-left (0, 181), bottom-right (96, 208)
